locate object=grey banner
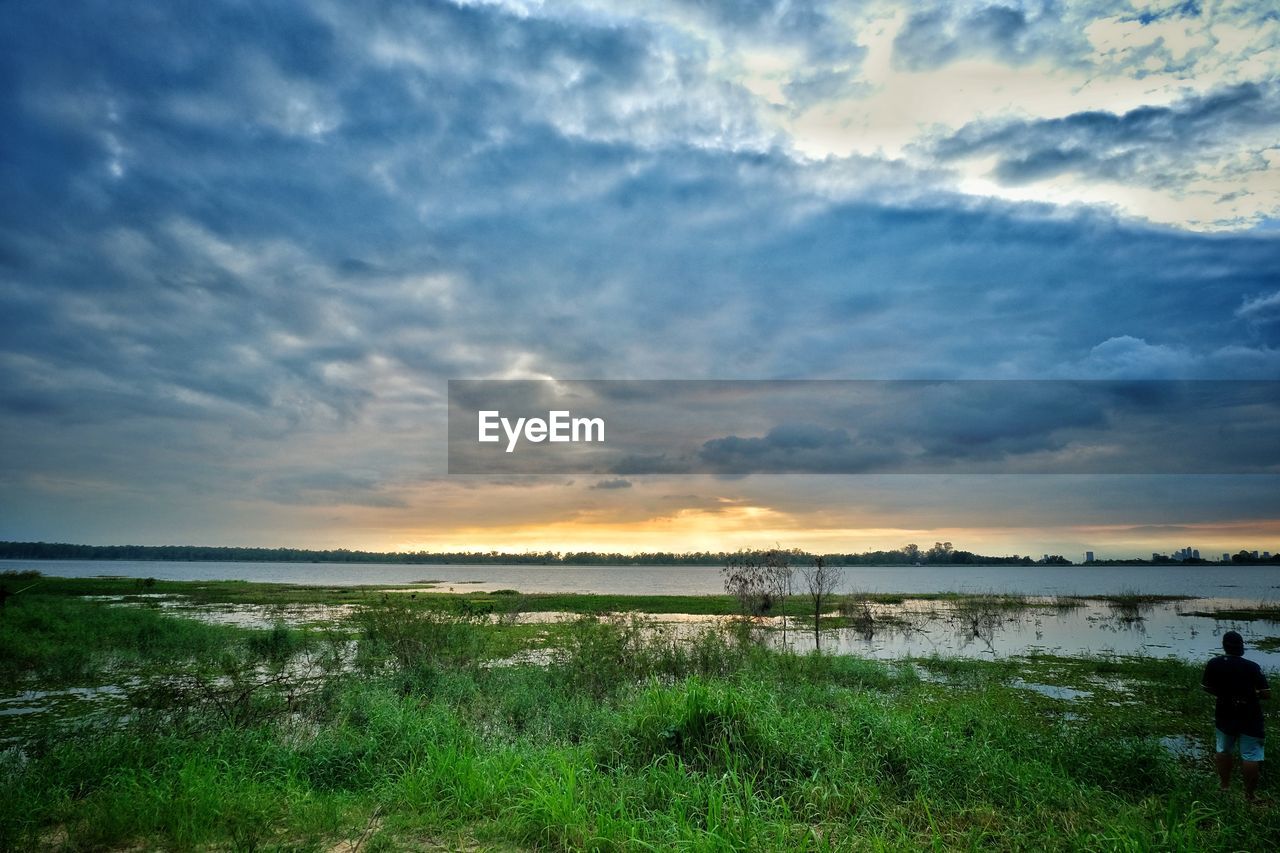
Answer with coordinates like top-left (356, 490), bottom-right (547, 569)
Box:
top-left (447, 380), bottom-right (1280, 475)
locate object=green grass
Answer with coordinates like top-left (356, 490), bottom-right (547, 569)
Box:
top-left (3, 573), bottom-right (410, 605)
top-left (0, 592), bottom-right (248, 687)
top-left (1182, 603), bottom-right (1280, 623)
top-left (1080, 593), bottom-right (1193, 605)
top-left (3, 582), bottom-right (1280, 850)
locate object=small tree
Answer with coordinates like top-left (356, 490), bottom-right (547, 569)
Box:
top-left (762, 548), bottom-right (794, 644)
top-left (801, 555), bottom-right (840, 650)
top-left (925, 541), bottom-right (954, 563)
top-left (722, 548), bottom-right (794, 635)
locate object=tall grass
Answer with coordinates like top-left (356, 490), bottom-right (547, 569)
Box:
top-left (0, 593), bottom-right (241, 687)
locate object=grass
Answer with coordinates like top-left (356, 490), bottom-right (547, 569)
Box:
top-left (2, 580), bottom-right (1280, 850)
top-left (2, 573), bottom-right (411, 605)
top-left (1082, 593), bottom-right (1193, 606)
top-left (0, 591), bottom-right (249, 687)
top-left (1182, 602), bottom-right (1280, 623)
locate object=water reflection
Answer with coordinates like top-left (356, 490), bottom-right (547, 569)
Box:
top-left (117, 598), bottom-right (358, 629)
top-left (949, 596), bottom-right (1019, 651)
top-left (782, 597), bottom-right (1280, 665)
top-left (67, 589), bottom-right (1280, 667)
top-left (1160, 734), bottom-right (1208, 760)
top-left (1009, 680), bottom-right (1092, 700)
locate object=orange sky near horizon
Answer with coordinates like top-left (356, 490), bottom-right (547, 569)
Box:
top-left (379, 507), bottom-right (1280, 559)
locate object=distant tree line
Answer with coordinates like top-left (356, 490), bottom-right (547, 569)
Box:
top-left (0, 540), bottom-right (1080, 566)
top-left (0, 541), bottom-right (731, 565)
top-left (830, 542), bottom-right (1056, 566)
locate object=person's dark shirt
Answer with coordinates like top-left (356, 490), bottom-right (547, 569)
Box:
top-left (1202, 654), bottom-right (1269, 738)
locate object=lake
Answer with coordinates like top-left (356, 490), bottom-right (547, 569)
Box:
top-left (7, 559), bottom-right (1280, 598)
top-left (5, 560), bottom-right (1280, 676)
top-left (785, 597), bottom-right (1280, 666)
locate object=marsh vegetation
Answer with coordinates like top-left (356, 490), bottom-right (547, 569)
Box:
top-left (2, 573), bottom-right (1278, 850)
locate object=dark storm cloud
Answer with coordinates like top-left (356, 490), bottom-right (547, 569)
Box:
top-left (605, 0), bottom-right (868, 112)
top-left (1126, 1), bottom-right (1203, 26)
top-left (927, 81), bottom-right (1280, 186)
top-left (892, 2), bottom-right (1089, 71)
top-left (699, 424), bottom-right (899, 473)
top-left (262, 470), bottom-right (410, 508)
top-left (1238, 291), bottom-right (1280, 325)
top-left (590, 478), bottom-right (633, 490)
top-left (888, 1), bottom-right (1263, 77)
top-left (672, 0), bottom-right (867, 64)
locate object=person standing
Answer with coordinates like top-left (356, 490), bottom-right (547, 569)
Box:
top-left (1202, 630), bottom-right (1270, 801)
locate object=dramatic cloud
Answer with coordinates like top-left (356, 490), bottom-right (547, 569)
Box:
top-left (590, 478), bottom-right (634, 490)
top-left (892, 1), bottom-right (1089, 71)
top-left (0, 0), bottom-right (1276, 552)
top-left (700, 424), bottom-right (894, 474)
top-left (1238, 290), bottom-right (1280, 324)
top-left (928, 81), bottom-right (1280, 189)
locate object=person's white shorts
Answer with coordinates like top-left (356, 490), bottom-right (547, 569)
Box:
top-left (1216, 728), bottom-right (1265, 761)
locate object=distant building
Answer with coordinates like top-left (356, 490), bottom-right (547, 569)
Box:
top-left (1265, 552), bottom-right (1273, 559)
top-left (1223, 553), bottom-right (1231, 562)
top-left (1085, 551), bottom-right (1095, 563)
top-left (1193, 549), bottom-right (1200, 559)
top-left (1254, 551), bottom-right (1261, 559)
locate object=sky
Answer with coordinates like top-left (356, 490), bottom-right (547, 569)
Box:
top-left (2, 0), bottom-right (1279, 559)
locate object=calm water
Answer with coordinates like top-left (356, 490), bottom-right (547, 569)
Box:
top-left (784, 598), bottom-right (1280, 667)
top-left (7, 559), bottom-right (1280, 598)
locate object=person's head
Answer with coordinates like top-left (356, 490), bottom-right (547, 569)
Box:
top-left (1223, 630), bottom-right (1245, 656)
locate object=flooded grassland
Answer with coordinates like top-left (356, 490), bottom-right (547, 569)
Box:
top-left (4, 572), bottom-right (1280, 850)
